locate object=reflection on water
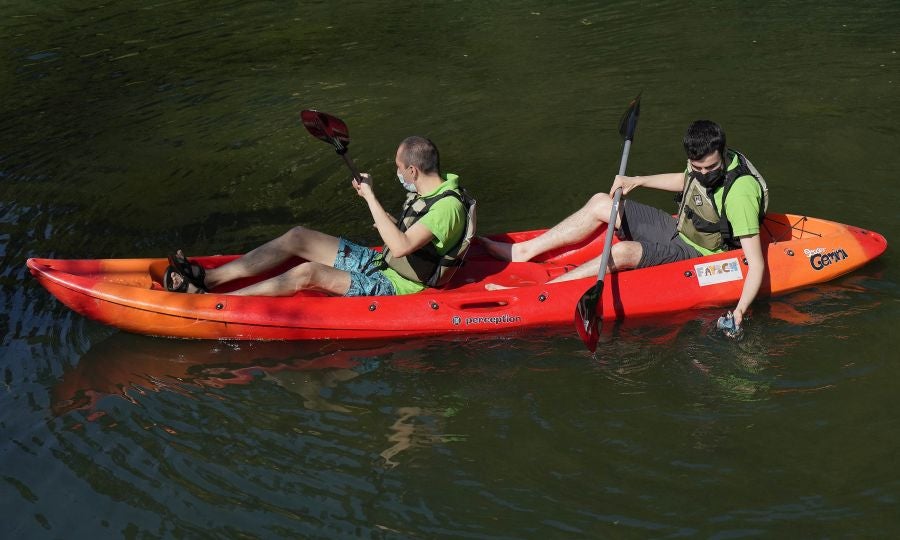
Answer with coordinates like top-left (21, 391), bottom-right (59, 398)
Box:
top-left (48, 269), bottom-right (889, 428)
top-left (16, 272), bottom-right (894, 537)
top-left (51, 333), bottom-right (507, 474)
top-left (266, 368), bottom-right (365, 413)
top-left (590, 272), bottom-right (888, 405)
top-left (381, 407), bottom-right (422, 468)
top-left (52, 335), bottom-right (399, 416)
top-left (380, 406), bottom-right (468, 469)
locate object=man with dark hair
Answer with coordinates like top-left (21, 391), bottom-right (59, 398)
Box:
top-left (482, 120), bottom-right (767, 326)
top-left (165, 136), bottom-right (473, 297)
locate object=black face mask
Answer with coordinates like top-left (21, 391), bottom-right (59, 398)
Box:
top-left (690, 166), bottom-right (725, 189)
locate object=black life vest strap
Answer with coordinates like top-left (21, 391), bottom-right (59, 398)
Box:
top-left (717, 152), bottom-right (755, 249)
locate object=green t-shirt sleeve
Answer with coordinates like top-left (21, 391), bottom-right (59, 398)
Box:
top-left (418, 196), bottom-right (465, 254)
top-left (724, 175), bottom-right (762, 237)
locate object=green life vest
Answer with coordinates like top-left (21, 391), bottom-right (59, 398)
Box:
top-left (382, 187), bottom-right (477, 288)
top-left (675, 149), bottom-right (769, 251)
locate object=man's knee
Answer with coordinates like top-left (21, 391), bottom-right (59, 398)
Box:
top-left (282, 226), bottom-right (326, 253)
top-left (586, 193), bottom-right (612, 220)
top-left (286, 262), bottom-right (318, 290)
top-left (610, 241), bottom-right (642, 270)
top-left (284, 225), bottom-right (310, 243)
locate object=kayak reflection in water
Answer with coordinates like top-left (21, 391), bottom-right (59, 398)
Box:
top-left (481, 120), bottom-right (768, 328)
top-left (165, 136), bottom-right (470, 298)
top-left (50, 336), bottom-right (392, 416)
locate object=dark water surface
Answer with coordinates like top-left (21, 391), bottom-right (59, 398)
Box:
top-left (2, 1), bottom-right (899, 537)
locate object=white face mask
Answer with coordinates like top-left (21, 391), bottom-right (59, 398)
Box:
top-left (397, 170), bottom-right (417, 192)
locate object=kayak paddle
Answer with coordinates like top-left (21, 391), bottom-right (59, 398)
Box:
top-left (300, 109), bottom-right (363, 182)
top-left (574, 93), bottom-right (641, 352)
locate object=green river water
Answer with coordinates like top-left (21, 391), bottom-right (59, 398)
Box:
top-left (2, 1), bottom-right (899, 538)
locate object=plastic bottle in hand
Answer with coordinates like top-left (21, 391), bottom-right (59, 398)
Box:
top-left (716, 311), bottom-right (744, 340)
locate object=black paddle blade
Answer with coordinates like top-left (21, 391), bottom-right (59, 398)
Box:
top-left (301, 109), bottom-right (351, 154)
top-left (618, 92), bottom-right (642, 142)
top-left (574, 280), bottom-right (603, 353)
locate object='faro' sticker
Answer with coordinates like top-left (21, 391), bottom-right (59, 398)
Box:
top-left (806, 247), bottom-right (849, 271)
top-left (695, 258), bottom-right (743, 287)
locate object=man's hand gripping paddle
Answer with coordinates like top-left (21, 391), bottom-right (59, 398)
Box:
top-left (574, 94), bottom-right (641, 352)
top-left (300, 109), bottom-right (363, 183)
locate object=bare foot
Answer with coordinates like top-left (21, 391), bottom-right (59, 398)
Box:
top-left (479, 236), bottom-right (528, 262)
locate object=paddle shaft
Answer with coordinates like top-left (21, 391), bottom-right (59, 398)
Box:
top-left (594, 138), bottom-right (632, 280)
top-left (340, 152), bottom-right (363, 183)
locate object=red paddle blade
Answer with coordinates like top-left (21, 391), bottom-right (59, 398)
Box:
top-left (300, 109), bottom-right (351, 153)
top-left (574, 281), bottom-right (604, 352)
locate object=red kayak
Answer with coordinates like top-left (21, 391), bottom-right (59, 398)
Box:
top-left (27, 213), bottom-right (887, 341)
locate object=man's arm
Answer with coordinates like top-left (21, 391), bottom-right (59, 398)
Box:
top-left (612, 172), bottom-right (684, 195)
top-left (375, 218), bottom-right (434, 257)
top-left (355, 175), bottom-right (434, 256)
top-left (733, 233), bottom-right (765, 326)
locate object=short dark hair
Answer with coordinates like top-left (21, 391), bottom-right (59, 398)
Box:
top-left (683, 120), bottom-right (726, 160)
top-left (399, 136), bottom-right (441, 174)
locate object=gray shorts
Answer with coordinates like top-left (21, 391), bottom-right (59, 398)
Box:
top-left (619, 200), bottom-right (701, 268)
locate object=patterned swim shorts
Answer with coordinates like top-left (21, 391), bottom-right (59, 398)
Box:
top-left (333, 238), bottom-right (396, 297)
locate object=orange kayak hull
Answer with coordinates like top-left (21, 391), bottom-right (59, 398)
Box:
top-left (27, 214), bottom-right (887, 340)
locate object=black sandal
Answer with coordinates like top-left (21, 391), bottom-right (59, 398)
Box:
top-left (163, 265), bottom-right (191, 292)
top-left (165, 250), bottom-right (208, 293)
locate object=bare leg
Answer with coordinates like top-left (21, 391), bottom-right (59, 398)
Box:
top-left (229, 261), bottom-right (352, 297)
top-left (546, 240), bottom-right (643, 283)
top-left (483, 240), bottom-right (642, 290)
top-left (481, 193), bottom-right (620, 262)
top-left (205, 226), bottom-right (341, 289)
